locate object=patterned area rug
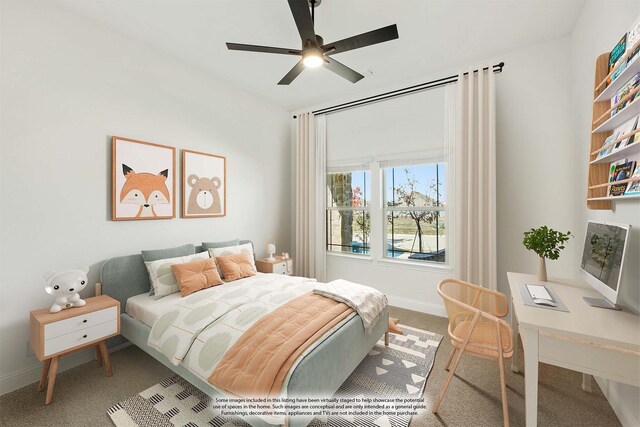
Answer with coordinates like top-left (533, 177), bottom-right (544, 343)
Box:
top-left (108, 325), bottom-right (442, 427)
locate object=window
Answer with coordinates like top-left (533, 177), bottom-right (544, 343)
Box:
top-left (326, 170), bottom-right (370, 254)
top-left (325, 161), bottom-right (447, 266)
top-left (384, 163), bottom-right (447, 264)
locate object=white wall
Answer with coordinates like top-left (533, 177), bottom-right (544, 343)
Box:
top-left (495, 37), bottom-right (575, 296)
top-left (570, 2), bottom-right (640, 425)
top-left (0, 1), bottom-right (291, 395)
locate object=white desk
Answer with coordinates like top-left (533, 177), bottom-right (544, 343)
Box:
top-left (507, 272), bottom-right (640, 427)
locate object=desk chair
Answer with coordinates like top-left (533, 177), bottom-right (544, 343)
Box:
top-left (432, 278), bottom-right (514, 426)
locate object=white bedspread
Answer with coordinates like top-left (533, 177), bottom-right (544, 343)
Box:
top-left (313, 279), bottom-right (387, 334)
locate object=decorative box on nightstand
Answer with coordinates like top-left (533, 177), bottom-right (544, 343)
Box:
top-left (30, 295), bottom-right (120, 404)
top-left (255, 256), bottom-right (293, 275)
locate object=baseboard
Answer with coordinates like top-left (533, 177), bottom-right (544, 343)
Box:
top-left (387, 295), bottom-right (447, 318)
top-left (0, 342), bottom-right (130, 397)
top-left (595, 376), bottom-right (640, 427)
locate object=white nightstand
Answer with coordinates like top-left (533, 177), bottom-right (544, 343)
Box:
top-left (30, 295), bottom-right (120, 404)
top-left (255, 256), bottom-right (293, 275)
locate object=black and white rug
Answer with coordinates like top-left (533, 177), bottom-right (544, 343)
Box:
top-left (108, 325), bottom-right (442, 427)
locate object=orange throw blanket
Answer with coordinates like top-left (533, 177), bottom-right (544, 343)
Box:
top-left (209, 292), bottom-right (353, 397)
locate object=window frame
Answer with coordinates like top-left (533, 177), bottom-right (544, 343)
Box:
top-left (324, 154), bottom-right (452, 271)
top-left (381, 160), bottom-right (449, 267)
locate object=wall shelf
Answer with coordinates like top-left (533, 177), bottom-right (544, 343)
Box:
top-left (593, 58), bottom-right (640, 103)
top-left (591, 97), bottom-right (640, 134)
top-left (591, 141), bottom-right (640, 164)
top-left (587, 50), bottom-right (640, 210)
top-left (587, 194), bottom-right (640, 201)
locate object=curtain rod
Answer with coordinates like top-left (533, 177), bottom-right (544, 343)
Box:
top-left (293, 62), bottom-right (504, 118)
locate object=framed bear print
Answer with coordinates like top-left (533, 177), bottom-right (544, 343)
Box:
top-left (182, 149), bottom-right (226, 218)
top-left (112, 136), bottom-right (176, 221)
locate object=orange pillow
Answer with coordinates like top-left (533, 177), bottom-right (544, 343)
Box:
top-left (171, 258), bottom-right (223, 297)
top-left (216, 253), bottom-right (256, 282)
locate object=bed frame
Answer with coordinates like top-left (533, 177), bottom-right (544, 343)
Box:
top-left (100, 242), bottom-right (388, 427)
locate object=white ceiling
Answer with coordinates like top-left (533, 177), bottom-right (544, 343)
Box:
top-left (58, 0), bottom-right (585, 111)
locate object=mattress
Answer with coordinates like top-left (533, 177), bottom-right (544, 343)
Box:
top-left (125, 292), bottom-right (182, 327)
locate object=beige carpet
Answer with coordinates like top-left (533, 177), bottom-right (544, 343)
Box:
top-left (0, 307), bottom-right (620, 426)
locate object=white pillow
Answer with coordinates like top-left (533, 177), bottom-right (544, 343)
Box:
top-left (145, 251), bottom-right (210, 299)
top-left (208, 243), bottom-right (256, 278)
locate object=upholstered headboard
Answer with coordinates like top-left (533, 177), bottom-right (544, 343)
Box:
top-left (100, 240), bottom-right (253, 310)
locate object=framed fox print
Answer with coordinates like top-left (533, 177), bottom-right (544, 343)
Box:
top-left (112, 136), bottom-right (176, 220)
top-left (182, 149), bottom-right (226, 218)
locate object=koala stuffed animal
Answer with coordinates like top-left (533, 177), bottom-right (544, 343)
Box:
top-left (44, 267), bottom-right (90, 313)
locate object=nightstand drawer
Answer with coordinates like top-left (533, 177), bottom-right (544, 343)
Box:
top-left (272, 261), bottom-right (291, 274)
top-left (44, 319), bottom-right (117, 357)
top-left (44, 306), bottom-right (117, 340)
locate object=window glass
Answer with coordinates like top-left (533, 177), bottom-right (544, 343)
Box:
top-left (326, 170), bottom-right (371, 254)
top-left (385, 164), bottom-right (447, 264)
top-left (327, 171), bottom-right (370, 208)
top-left (385, 164), bottom-right (446, 207)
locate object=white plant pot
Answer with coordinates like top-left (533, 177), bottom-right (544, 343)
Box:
top-left (537, 257), bottom-right (548, 282)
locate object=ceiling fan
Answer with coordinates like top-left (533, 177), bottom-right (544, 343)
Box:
top-left (226, 0), bottom-right (399, 85)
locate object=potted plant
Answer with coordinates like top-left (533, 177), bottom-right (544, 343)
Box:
top-left (523, 226), bottom-right (572, 281)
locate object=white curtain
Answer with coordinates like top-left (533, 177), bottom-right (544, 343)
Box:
top-left (455, 66), bottom-right (497, 290)
top-left (295, 113), bottom-right (326, 280)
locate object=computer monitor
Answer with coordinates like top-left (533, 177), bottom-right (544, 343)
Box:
top-left (580, 220), bottom-right (630, 310)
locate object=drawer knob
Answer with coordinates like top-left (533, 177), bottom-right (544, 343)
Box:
top-left (83, 319), bottom-right (87, 323)
top-left (83, 335), bottom-right (87, 338)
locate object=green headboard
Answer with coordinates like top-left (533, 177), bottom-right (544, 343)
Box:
top-left (100, 240), bottom-right (253, 309)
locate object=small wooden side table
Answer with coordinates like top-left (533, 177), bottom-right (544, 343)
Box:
top-left (30, 295), bottom-right (120, 404)
top-left (255, 256), bottom-right (293, 275)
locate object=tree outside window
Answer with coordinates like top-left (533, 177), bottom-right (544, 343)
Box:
top-left (326, 171), bottom-right (370, 254)
top-left (385, 164), bottom-right (446, 263)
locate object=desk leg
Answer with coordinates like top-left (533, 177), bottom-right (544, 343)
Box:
top-left (582, 373), bottom-right (593, 393)
top-left (524, 328), bottom-right (539, 427)
top-left (510, 298), bottom-right (519, 373)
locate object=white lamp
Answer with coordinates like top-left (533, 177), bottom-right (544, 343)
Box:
top-left (266, 237), bottom-right (276, 261)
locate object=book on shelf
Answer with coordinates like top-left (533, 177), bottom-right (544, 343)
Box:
top-left (596, 133), bottom-right (619, 159)
top-left (610, 116), bottom-right (638, 152)
top-left (624, 165), bottom-right (640, 195)
top-left (628, 114), bottom-right (640, 146)
top-left (609, 159), bottom-right (628, 182)
top-left (627, 15), bottom-right (640, 67)
top-left (608, 34), bottom-right (627, 86)
top-left (623, 115), bottom-right (640, 147)
top-left (610, 72), bottom-right (639, 117)
top-left (608, 160), bottom-right (636, 196)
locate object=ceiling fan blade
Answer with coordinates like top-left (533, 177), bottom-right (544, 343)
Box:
top-left (278, 60), bottom-right (306, 85)
top-left (226, 43), bottom-right (301, 55)
top-left (288, 0), bottom-right (317, 46)
top-left (322, 24), bottom-right (399, 55)
top-left (323, 57), bottom-right (364, 83)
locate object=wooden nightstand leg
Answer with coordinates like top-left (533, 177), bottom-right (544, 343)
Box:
top-left (38, 359), bottom-right (52, 392)
top-left (45, 356), bottom-right (59, 405)
top-left (98, 340), bottom-right (112, 376)
top-left (95, 345), bottom-right (103, 367)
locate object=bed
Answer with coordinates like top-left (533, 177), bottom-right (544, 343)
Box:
top-left (100, 242), bottom-right (388, 427)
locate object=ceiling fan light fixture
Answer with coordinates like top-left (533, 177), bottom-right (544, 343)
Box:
top-left (302, 48), bottom-right (323, 68)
